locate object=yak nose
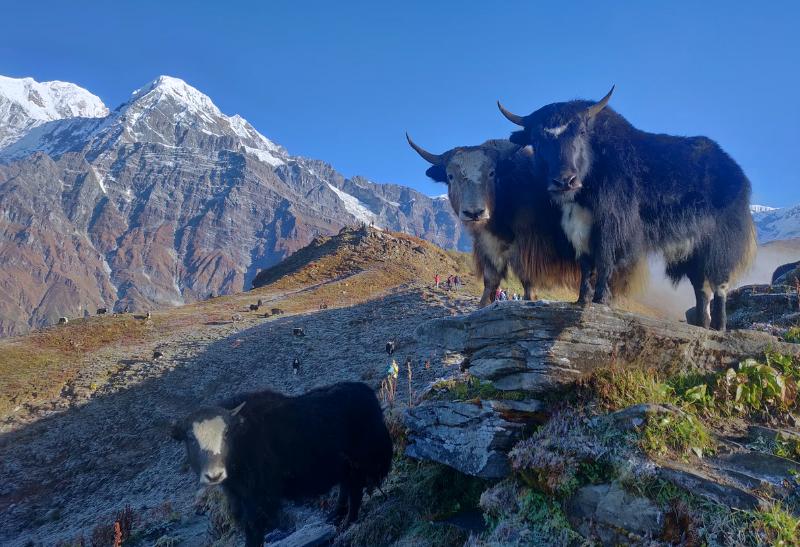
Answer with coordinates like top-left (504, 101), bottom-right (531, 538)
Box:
top-left (552, 174), bottom-right (580, 190)
top-left (205, 471), bottom-right (224, 483)
top-left (462, 209), bottom-right (485, 221)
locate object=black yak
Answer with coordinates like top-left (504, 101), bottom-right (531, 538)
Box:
top-left (96, 307), bottom-right (107, 315)
top-left (171, 382), bottom-right (392, 547)
top-left (499, 87), bottom-right (755, 330)
top-left (406, 135), bottom-right (642, 306)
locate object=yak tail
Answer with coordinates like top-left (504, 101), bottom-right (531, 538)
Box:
top-left (730, 219), bottom-right (758, 285)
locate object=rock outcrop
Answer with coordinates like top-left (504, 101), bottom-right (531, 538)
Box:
top-left (405, 399), bottom-right (542, 479)
top-left (404, 301), bottom-right (800, 542)
top-left (415, 300), bottom-right (800, 393)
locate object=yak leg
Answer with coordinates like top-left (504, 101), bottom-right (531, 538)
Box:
top-left (241, 507), bottom-right (269, 547)
top-left (327, 485), bottom-right (349, 525)
top-left (710, 282), bottom-right (729, 331)
top-left (688, 278), bottom-right (712, 329)
top-left (522, 279), bottom-right (536, 301)
top-left (342, 479), bottom-right (365, 528)
top-left (479, 263), bottom-right (504, 307)
top-left (576, 255), bottom-right (594, 305)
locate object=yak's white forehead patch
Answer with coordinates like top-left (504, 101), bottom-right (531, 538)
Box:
top-left (192, 416), bottom-right (226, 455)
top-left (451, 151), bottom-right (491, 183)
top-left (544, 123), bottom-right (570, 137)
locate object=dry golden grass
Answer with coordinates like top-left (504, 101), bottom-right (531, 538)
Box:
top-left (0, 226), bottom-right (660, 420)
top-left (0, 315), bottom-right (157, 416)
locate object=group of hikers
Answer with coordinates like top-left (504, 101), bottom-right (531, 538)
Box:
top-left (434, 273), bottom-right (523, 301)
top-left (494, 288), bottom-right (521, 301)
top-left (433, 273), bottom-right (463, 291)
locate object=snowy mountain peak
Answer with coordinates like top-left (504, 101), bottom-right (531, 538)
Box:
top-left (129, 75), bottom-right (221, 116)
top-left (751, 203), bottom-right (800, 243)
top-left (0, 75), bottom-right (108, 149)
top-left (750, 204), bottom-right (778, 214)
top-left (0, 74), bottom-right (287, 165)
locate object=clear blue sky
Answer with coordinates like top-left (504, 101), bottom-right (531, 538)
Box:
top-left (1, 1), bottom-right (798, 205)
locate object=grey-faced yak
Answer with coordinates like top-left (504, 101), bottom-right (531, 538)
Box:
top-left (171, 382), bottom-right (392, 547)
top-left (499, 87), bottom-right (755, 330)
top-left (407, 135), bottom-right (641, 306)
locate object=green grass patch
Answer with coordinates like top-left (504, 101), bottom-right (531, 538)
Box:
top-left (640, 412), bottom-right (715, 459)
top-left (581, 366), bottom-right (677, 411)
top-left (517, 489), bottom-right (583, 544)
top-left (751, 503), bottom-right (800, 546)
top-left (784, 326), bottom-right (800, 344)
top-left (429, 376), bottom-right (529, 402)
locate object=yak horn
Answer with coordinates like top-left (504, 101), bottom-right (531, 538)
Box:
top-left (497, 101), bottom-right (525, 126)
top-left (230, 401), bottom-right (246, 416)
top-left (585, 85), bottom-right (615, 118)
top-left (406, 133), bottom-right (443, 164)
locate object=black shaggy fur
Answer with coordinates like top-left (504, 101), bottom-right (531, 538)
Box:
top-left (420, 140), bottom-right (582, 305)
top-left (175, 382), bottom-right (392, 546)
top-left (417, 140), bottom-right (638, 305)
top-left (507, 95), bottom-right (755, 330)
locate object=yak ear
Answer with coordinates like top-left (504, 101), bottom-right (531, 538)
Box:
top-left (230, 401), bottom-right (246, 417)
top-left (425, 165), bottom-right (447, 183)
top-left (169, 421), bottom-right (185, 441)
top-left (519, 145), bottom-right (534, 157)
top-left (509, 130), bottom-right (529, 146)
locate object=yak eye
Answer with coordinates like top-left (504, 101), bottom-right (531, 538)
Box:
top-left (488, 171), bottom-right (495, 178)
top-left (447, 174), bottom-right (454, 181)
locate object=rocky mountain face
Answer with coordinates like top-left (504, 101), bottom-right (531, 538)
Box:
top-left (0, 75), bottom-right (467, 336)
top-left (752, 204), bottom-right (800, 243)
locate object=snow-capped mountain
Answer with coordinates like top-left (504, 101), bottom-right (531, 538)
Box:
top-left (0, 75), bottom-right (467, 336)
top-left (751, 205), bottom-right (800, 243)
top-left (0, 75), bottom-right (108, 149)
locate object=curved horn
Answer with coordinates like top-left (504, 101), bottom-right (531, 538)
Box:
top-left (406, 133), bottom-right (444, 164)
top-left (230, 401), bottom-right (246, 416)
top-left (497, 101), bottom-right (525, 126)
top-left (585, 85), bottom-right (615, 118)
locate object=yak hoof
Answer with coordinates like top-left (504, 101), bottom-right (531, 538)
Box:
top-left (592, 295), bottom-right (611, 306)
top-left (326, 510), bottom-right (346, 526)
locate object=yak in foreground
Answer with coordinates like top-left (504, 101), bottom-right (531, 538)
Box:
top-left (499, 88), bottom-right (755, 330)
top-left (171, 382), bottom-right (392, 546)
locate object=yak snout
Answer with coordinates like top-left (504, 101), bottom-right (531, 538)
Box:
top-left (203, 469), bottom-right (227, 485)
top-left (461, 208), bottom-right (486, 221)
top-left (549, 172), bottom-right (582, 193)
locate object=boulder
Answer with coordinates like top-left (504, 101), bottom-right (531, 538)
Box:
top-left (265, 521), bottom-right (336, 547)
top-left (404, 400), bottom-right (525, 478)
top-left (566, 482), bottom-right (663, 545)
top-left (727, 284), bottom-right (800, 330)
top-left (772, 260), bottom-right (800, 285)
top-left (416, 301), bottom-right (800, 393)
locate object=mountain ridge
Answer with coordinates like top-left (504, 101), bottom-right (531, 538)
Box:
top-left (0, 75), bottom-right (468, 336)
